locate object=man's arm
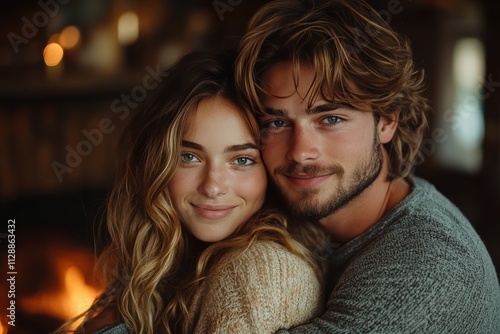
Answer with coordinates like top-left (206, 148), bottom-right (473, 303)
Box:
top-left (278, 225), bottom-right (500, 333)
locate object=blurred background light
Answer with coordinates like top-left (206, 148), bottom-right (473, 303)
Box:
top-left (59, 25), bottom-right (81, 49)
top-left (453, 38), bottom-right (485, 90)
top-left (79, 26), bottom-right (122, 74)
top-left (117, 11), bottom-right (139, 46)
top-left (452, 37), bottom-right (485, 149)
top-left (43, 42), bottom-right (64, 66)
top-left (48, 33), bottom-right (60, 44)
top-left (438, 37), bottom-right (486, 173)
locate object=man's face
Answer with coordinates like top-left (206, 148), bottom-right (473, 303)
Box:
top-left (259, 61), bottom-right (383, 220)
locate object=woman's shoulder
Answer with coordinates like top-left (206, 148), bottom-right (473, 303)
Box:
top-left (224, 240), bottom-right (315, 275)
top-left (190, 241), bottom-right (323, 333)
top-left (239, 239), bottom-right (301, 258)
top-left (208, 240), bottom-right (321, 295)
top-left (238, 240), bottom-right (308, 261)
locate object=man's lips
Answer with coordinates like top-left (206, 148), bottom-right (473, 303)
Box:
top-left (283, 174), bottom-right (332, 188)
top-left (191, 204), bottom-right (237, 220)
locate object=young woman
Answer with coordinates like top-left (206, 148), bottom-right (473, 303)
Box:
top-left (56, 51), bottom-right (326, 334)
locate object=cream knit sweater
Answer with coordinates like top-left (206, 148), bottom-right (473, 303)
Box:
top-left (185, 241), bottom-right (323, 334)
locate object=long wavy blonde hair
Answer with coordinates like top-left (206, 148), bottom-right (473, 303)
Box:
top-left (56, 50), bottom-right (325, 334)
top-left (235, 0), bottom-right (430, 178)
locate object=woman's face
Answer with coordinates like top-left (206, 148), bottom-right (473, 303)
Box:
top-left (168, 96), bottom-right (267, 242)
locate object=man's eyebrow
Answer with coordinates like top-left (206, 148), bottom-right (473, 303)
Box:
top-left (263, 103), bottom-right (352, 116)
top-left (182, 141), bottom-right (258, 153)
top-left (263, 107), bottom-right (286, 117)
top-left (308, 102), bottom-right (351, 114)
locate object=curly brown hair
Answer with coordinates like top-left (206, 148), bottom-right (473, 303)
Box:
top-left (235, 0), bottom-right (429, 178)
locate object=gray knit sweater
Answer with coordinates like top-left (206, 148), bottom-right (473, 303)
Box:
top-left (279, 177), bottom-right (500, 333)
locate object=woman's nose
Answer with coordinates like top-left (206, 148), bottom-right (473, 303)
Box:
top-left (198, 167), bottom-right (228, 198)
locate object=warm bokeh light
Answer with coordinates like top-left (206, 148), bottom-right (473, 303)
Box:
top-left (59, 26), bottom-right (81, 49)
top-left (118, 11), bottom-right (139, 46)
top-left (48, 33), bottom-right (60, 44)
top-left (43, 43), bottom-right (64, 66)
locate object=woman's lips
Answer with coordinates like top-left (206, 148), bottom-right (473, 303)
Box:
top-left (192, 204), bottom-right (236, 220)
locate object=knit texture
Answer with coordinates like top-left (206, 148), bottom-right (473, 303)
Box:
top-left (186, 241), bottom-right (323, 333)
top-left (87, 242), bottom-right (322, 334)
top-left (278, 177), bottom-right (500, 333)
top-left (91, 323), bottom-right (128, 334)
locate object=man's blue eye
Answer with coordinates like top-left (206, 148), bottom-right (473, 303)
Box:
top-left (267, 120), bottom-right (287, 128)
top-left (322, 116), bottom-right (341, 124)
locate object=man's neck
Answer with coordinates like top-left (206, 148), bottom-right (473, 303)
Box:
top-left (319, 172), bottom-right (411, 244)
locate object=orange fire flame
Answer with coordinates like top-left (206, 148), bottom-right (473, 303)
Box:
top-left (20, 264), bottom-right (101, 330)
top-left (0, 319), bottom-right (7, 334)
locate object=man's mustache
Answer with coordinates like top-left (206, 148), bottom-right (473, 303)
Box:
top-left (275, 163), bottom-right (344, 177)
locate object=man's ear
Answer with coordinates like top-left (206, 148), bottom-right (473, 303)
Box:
top-left (378, 111), bottom-right (399, 144)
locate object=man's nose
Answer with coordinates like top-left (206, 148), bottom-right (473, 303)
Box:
top-left (286, 125), bottom-right (320, 163)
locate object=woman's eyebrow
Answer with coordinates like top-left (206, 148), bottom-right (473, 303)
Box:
top-left (182, 140), bottom-right (204, 151)
top-left (224, 143), bottom-right (259, 153)
top-left (181, 140), bottom-right (258, 153)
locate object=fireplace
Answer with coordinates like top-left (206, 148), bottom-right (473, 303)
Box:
top-left (1, 189), bottom-right (108, 333)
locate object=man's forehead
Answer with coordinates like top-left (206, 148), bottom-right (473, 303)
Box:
top-left (261, 61), bottom-right (316, 89)
top-left (260, 61), bottom-right (330, 105)
top-left (260, 62), bottom-right (370, 113)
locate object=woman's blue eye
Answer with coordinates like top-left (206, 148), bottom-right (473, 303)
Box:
top-left (180, 153), bottom-right (199, 162)
top-left (233, 157), bottom-right (255, 166)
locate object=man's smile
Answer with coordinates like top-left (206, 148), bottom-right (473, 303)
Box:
top-left (281, 173), bottom-right (333, 188)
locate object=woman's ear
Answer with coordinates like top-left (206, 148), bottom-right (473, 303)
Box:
top-left (378, 111), bottom-right (399, 144)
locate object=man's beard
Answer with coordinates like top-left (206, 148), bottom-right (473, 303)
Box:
top-left (277, 137), bottom-right (383, 221)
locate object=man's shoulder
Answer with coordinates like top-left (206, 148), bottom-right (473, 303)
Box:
top-left (374, 177), bottom-right (487, 260)
top-left (328, 177), bottom-right (500, 333)
top-left (344, 177), bottom-right (498, 302)
top-left (383, 177), bottom-right (474, 240)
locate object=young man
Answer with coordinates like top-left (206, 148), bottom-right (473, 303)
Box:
top-left (235, 0), bottom-right (500, 332)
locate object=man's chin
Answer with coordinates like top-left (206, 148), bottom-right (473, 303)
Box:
top-left (289, 207), bottom-right (330, 221)
top-left (285, 197), bottom-right (329, 220)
